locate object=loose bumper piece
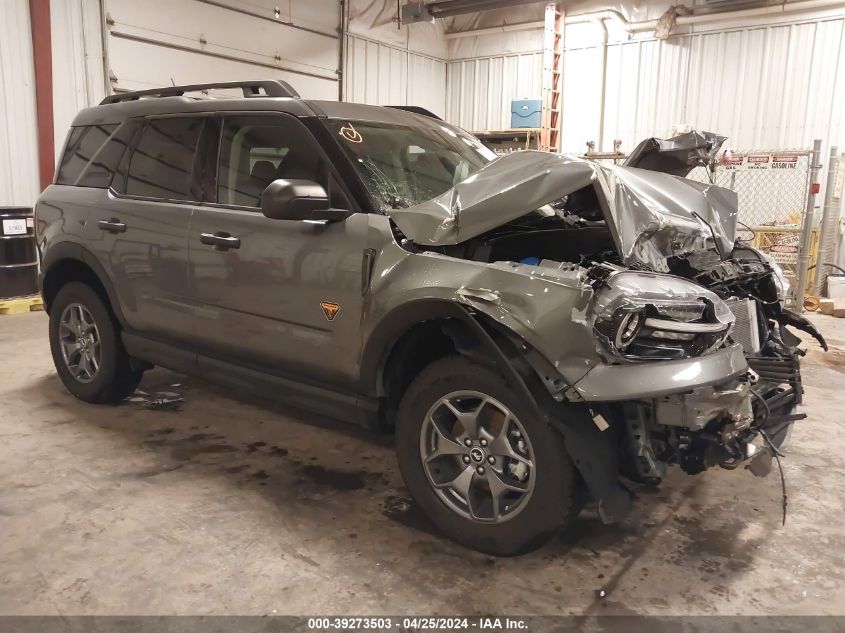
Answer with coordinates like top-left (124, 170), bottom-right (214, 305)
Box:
top-left (571, 343), bottom-right (748, 401)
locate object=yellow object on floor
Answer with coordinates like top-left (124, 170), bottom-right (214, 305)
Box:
top-left (0, 295), bottom-right (44, 315)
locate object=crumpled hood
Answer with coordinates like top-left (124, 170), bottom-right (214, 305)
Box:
top-left (388, 151), bottom-right (738, 270)
top-left (596, 163), bottom-right (738, 269)
top-left (624, 130), bottom-right (727, 177)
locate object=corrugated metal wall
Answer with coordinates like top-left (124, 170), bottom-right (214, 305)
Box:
top-left (594, 20), bottom-right (845, 154)
top-left (0, 0), bottom-right (40, 207)
top-left (344, 34), bottom-right (447, 117)
top-left (446, 17), bottom-right (845, 155)
top-left (445, 52), bottom-right (542, 131)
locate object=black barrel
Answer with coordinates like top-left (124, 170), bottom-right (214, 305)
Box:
top-left (0, 207), bottom-right (38, 299)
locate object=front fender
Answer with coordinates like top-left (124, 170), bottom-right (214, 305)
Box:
top-left (362, 246), bottom-right (601, 395)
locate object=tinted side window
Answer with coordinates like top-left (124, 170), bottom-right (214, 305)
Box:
top-left (126, 117), bottom-right (204, 200)
top-left (217, 115), bottom-right (327, 208)
top-left (76, 120), bottom-right (142, 189)
top-left (56, 124), bottom-right (119, 185)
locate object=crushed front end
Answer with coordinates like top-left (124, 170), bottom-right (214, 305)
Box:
top-left (384, 136), bottom-right (827, 523)
top-left (581, 242), bottom-right (825, 496)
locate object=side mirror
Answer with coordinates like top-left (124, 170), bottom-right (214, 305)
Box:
top-left (260, 179), bottom-right (347, 222)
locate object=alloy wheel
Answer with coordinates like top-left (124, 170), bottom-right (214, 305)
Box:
top-left (419, 390), bottom-right (536, 523)
top-left (58, 302), bottom-right (102, 384)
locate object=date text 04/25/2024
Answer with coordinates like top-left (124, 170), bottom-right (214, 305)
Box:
top-left (306, 617), bottom-right (528, 630)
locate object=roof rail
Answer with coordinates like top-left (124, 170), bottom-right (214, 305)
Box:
top-left (99, 79), bottom-right (299, 105)
top-left (385, 105), bottom-right (442, 120)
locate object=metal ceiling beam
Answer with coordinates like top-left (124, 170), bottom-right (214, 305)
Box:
top-left (401, 0), bottom-right (547, 25)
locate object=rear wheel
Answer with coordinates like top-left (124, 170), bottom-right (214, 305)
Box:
top-left (49, 282), bottom-right (142, 403)
top-left (395, 356), bottom-right (578, 555)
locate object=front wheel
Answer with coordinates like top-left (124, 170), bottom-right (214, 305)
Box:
top-left (49, 282), bottom-right (143, 403)
top-left (395, 356), bottom-right (578, 555)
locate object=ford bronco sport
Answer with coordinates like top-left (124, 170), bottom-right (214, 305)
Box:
top-left (37, 79), bottom-right (826, 555)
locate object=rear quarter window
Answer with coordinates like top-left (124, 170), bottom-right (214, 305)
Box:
top-left (55, 124), bottom-right (120, 186)
top-left (76, 121), bottom-right (142, 189)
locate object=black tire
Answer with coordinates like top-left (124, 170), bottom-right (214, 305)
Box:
top-left (395, 356), bottom-right (578, 556)
top-left (49, 281), bottom-right (143, 403)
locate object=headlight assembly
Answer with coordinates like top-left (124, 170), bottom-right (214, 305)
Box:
top-left (591, 271), bottom-right (735, 362)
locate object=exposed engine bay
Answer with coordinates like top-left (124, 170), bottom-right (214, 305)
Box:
top-left (424, 185), bottom-right (827, 492)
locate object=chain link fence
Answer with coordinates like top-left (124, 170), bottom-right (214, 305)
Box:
top-left (687, 150), bottom-right (812, 228)
top-left (687, 149), bottom-right (815, 294)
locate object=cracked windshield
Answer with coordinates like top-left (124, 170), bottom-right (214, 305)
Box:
top-left (327, 119), bottom-right (496, 211)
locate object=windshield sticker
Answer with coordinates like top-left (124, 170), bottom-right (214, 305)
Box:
top-left (339, 123), bottom-right (363, 143)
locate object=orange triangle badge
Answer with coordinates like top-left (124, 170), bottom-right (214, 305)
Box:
top-left (320, 301), bottom-right (340, 321)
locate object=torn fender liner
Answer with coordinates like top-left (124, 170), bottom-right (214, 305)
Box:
top-left (550, 405), bottom-right (632, 523)
top-left (624, 130), bottom-right (727, 177)
top-left (388, 150), bottom-right (739, 270)
top-left (777, 309), bottom-right (829, 351)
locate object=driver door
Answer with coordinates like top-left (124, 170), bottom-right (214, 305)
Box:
top-left (187, 113), bottom-right (367, 389)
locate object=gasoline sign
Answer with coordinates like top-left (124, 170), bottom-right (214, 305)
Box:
top-left (772, 155), bottom-right (798, 169)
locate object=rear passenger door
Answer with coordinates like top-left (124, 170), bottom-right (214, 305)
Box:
top-left (103, 115), bottom-right (209, 343)
top-left (187, 113), bottom-right (368, 389)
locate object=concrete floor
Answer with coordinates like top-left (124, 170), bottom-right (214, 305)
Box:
top-left (1, 310), bottom-right (844, 616)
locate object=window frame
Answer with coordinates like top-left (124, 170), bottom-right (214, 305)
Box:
top-left (110, 113), bottom-right (213, 206)
top-left (108, 111), bottom-right (361, 214)
top-left (196, 111), bottom-right (359, 214)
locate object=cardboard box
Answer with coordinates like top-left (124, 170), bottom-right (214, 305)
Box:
top-left (819, 298), bottom-right (845, 317)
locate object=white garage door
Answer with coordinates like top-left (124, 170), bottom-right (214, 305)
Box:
top-left (104, 0), bottom-right (340, 100)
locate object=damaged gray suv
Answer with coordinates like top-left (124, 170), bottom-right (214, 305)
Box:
top-left (37, 80), bottom-right (827, 555)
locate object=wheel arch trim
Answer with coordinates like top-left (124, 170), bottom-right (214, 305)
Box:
top-left (360, 299), bottom-right (511, 398)
top-left (40, 241), bottom-right (127, 325)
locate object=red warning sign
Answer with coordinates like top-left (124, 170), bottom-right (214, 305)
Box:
top-left (747, 155), bottom-right (771, 170)
top-left (720, 154), bottom-right (744, 170)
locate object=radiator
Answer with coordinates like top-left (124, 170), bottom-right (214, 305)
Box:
top-left (726, 297), bottom-right (761, 354)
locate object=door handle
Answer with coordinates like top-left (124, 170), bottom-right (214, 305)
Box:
top-left (97, 219), bottom-right (127, 234)
top-left (200, 232), bottom-right (241, 250)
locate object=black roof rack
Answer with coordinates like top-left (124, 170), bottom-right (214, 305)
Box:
top-left (385, 105), bottom-right (442, 120)
top-left (100, 79), bottom-right (299, 105)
